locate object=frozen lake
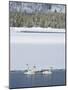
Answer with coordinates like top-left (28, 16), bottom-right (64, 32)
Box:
top-left (10, 28), bottom-right (65, 71)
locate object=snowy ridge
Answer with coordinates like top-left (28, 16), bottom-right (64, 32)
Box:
top-left (9, 2), bottom-right (65, 13)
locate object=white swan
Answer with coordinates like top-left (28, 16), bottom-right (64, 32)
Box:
top-left (24, 64), bottom-right (36, 75)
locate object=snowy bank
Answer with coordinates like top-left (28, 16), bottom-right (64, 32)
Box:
top-left (10, 27), bottom-right (65, 33)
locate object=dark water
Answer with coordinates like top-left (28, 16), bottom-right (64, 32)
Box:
top-left (9, 69), bottom-right (66, 89)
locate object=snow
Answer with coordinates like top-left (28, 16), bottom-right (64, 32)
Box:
top-left (10, 27), bottom-right (65, 33)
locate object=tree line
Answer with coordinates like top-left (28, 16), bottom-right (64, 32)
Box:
top-left (9, 12), bottom-right (65, 28)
